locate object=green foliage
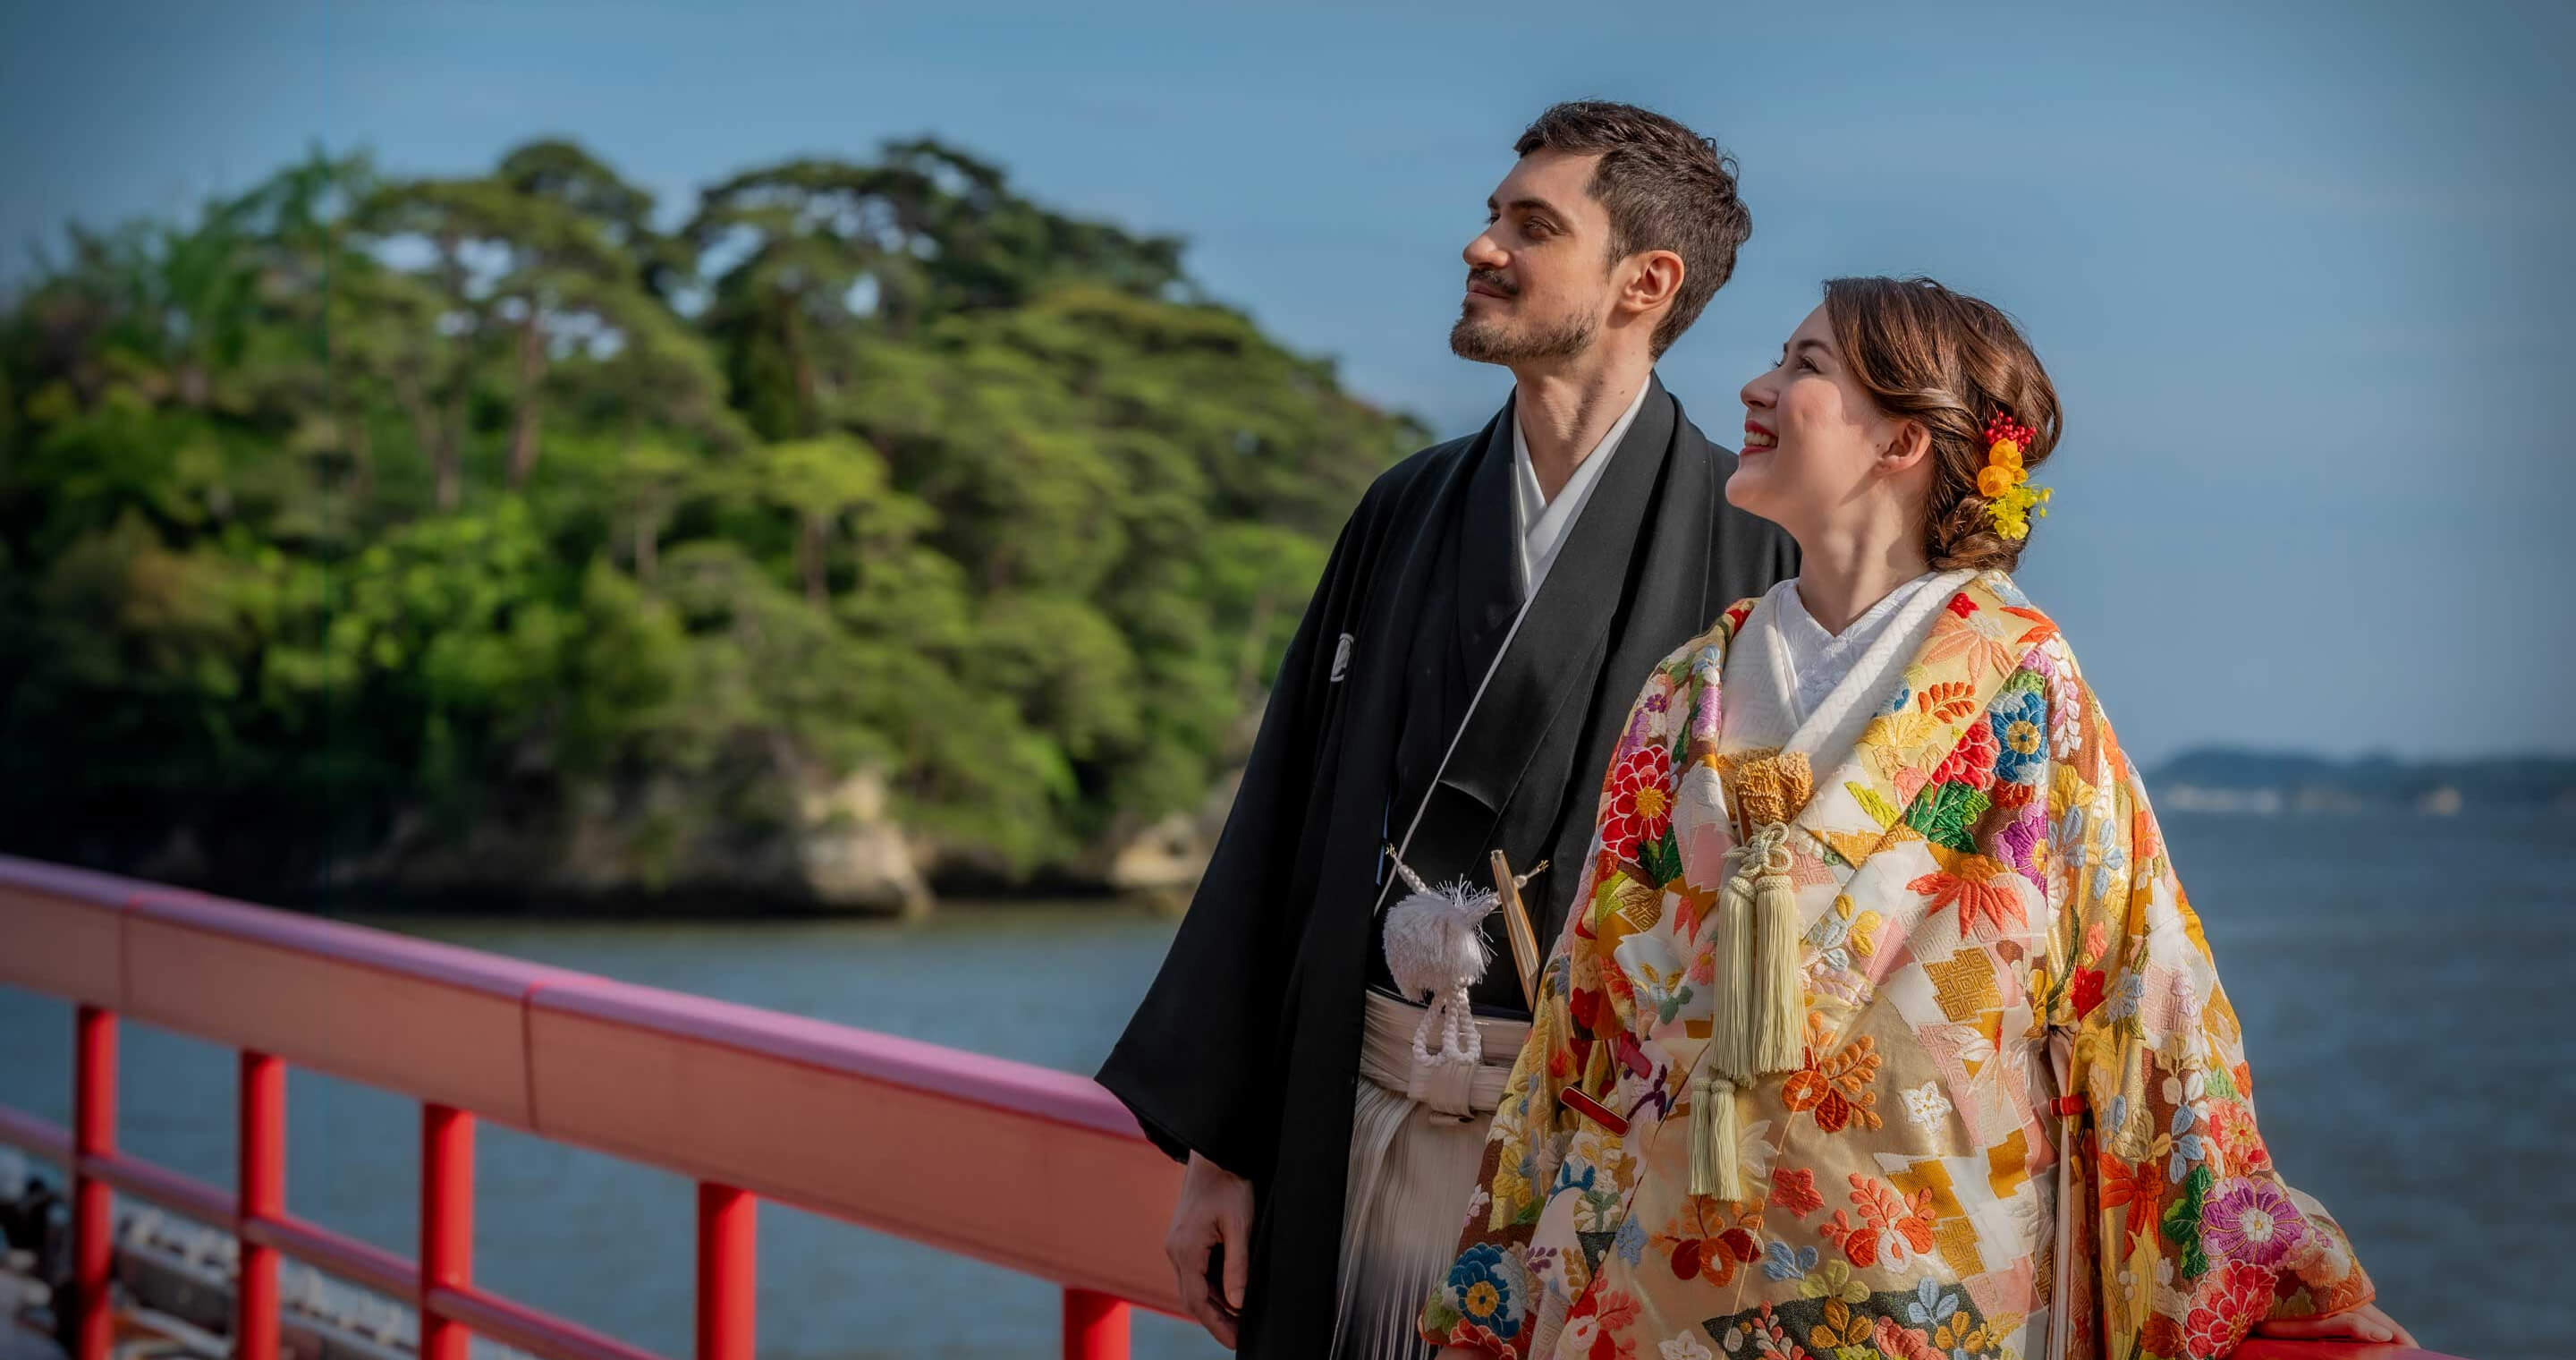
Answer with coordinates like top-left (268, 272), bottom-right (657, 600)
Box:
top-left (0, 137), bottom-right (1426, 896)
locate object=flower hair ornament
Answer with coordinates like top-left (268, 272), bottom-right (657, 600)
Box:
top-left (1976, 412), bottom-right (2053, 540)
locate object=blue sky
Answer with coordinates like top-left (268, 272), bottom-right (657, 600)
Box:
top-left (5, 0), bottom-right (2569, 765)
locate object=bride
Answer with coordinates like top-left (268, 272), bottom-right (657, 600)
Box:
top-left (1424, 277), bottom-right (2412, 1359)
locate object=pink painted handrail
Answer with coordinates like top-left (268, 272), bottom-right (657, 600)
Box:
top-left (0, 854), bottom-right (1175, 1360)
top-left (0, 854), bottom-right (2468, 1360)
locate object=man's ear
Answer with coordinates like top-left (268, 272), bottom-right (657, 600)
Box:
top-left (1622, 250), bottom-right (1685, 319)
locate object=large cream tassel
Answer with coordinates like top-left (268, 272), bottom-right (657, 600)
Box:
top-left (1717, 821), bottom-right (1800, 1077)
top-left (1749, 828), bottom-right (1807, 1074)
top-left (1709, 864), bottom-right (1757, 1078)
top-left (1687, 1068), bottom-right (1741, 1200)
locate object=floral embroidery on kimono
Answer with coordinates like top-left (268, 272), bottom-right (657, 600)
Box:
top-left (1420, 572), bottom-right (2372, 1360)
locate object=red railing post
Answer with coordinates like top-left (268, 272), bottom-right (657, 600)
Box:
top-left (695, 1182), bottom-right (756, 1360)
top-left (238, 1050), bottom-right (285, 1360)
top-left (1063, 1288), bottom-right (1129, 1360)
top-left (421, 1103), bottom-right (475, 1360)
top-left (71, 1003), bottom-right (116, 1360)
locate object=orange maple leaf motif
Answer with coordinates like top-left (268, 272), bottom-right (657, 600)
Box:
top-left (1908, 854), bottom-right (2029, 937)
top-left (1781, 1035), bottom-right (1885, 1134)
top-left (1916, 680), bottom-right (1978, 723)
top-left (1818, 1175), bottom-right (1939, 1269)
top-left (2097, 1146), bottom-right (2161, 1239)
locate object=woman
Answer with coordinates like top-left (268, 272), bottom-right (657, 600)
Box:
top-left (1422, 278), bottom-right (2411, 1360)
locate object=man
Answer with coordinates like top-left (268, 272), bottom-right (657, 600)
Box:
top-left (1097, 102), bottom-right (1797, 1358)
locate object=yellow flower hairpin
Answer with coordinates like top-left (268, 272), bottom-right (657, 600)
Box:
top-left (1978, 413), bottom-right (2052, 540)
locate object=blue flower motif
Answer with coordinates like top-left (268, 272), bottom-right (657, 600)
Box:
top-left (1906, 1276), bottom-right (1960, 1327)
top-left (1880, 679), bottom-right (1914, 716)
top-left (1447, 1244), bottom-right (1518, 1328)
top-left (1988, 689), bottom-right (2049, 783)
top-left (2089, 841), bottom-right (2129, 900)
top-left (1760, 1240), bottom-right (1819, 1281)
top-left (2055, 808), bottom-right (2092, 867)
top-left (2167, 1103), bottom-right (2208, 1183)
top-left (1614, 1216), bottom-right (1647, 1267)
top-left (2104, 972), bottom-right (2146, 1022)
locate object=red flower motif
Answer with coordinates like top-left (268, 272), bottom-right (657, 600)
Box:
top-left (1600, 742), bottom-right (1675, 865)
top-left (2070, 967), bottom-right (2106, 1020)
top-left (1930, 719), bottom-right (1998, 791)
top-left (1768, 1167), bottom-right (1825, 1218)
top-left (2183, 1260), bottom-right (2276, 1357)
top-left (1566, 1288), bottom-right (1641, 1360)
top-left (1946, 592), bottom-right (1978, 618)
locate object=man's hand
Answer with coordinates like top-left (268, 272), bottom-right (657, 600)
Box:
top-left (2253, 1301), bottom-right (2418, 1348)
top-left (1165, 1152), bottom-right (1254, 1348)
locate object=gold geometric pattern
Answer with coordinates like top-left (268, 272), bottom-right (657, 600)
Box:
top-left (1888, 1157), bottom-right (1986, 1279)
top-left (1922, 948), bottom-right (2003, 1025)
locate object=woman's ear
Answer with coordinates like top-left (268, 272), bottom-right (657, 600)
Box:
top-left (1879, 421), bottom-right (1933, 472)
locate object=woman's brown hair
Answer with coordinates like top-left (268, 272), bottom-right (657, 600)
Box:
top-left (1820, 276), bottom-right (2062, 573)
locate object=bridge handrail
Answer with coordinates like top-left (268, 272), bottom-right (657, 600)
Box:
top-left (0, 854), bottom-right (1175, 1360)
top-left (0, 854), bottom-right (2465, 1360)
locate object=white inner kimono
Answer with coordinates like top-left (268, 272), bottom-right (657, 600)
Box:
top-left (1718, 570), bottom-right (1976, 762)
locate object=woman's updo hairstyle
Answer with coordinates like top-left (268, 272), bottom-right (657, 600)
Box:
top-left (1820, 276), bottom-right (2062, 573)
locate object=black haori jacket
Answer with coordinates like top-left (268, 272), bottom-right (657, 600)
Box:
top-left (1098, 376), bottom-right (1797, 1356)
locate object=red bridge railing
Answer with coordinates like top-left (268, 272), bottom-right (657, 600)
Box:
top-left (0, 855), bottom-right (1181, 1360)
top-left (0, 854), bottom-right (2462, 1360)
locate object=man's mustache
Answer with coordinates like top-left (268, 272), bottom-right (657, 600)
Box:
top-left (1467, 269), bottom-right (1518, 297)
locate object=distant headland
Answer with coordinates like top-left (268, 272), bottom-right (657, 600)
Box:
top-left (2146, 749), bottom-right (2576, 816)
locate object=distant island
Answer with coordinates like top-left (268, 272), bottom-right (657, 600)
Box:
top-left (2146, 749), bottom-right (2576, 816)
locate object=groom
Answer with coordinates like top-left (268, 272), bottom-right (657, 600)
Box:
top-left (1099, 102), bottom-right (1796, 1357)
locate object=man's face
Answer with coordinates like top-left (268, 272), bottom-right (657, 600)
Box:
top-left (1451, 149), bottom-right (1617, 364)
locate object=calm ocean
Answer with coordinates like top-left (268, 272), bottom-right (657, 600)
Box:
top-left (3, 811), bottom-right (2567, 1358)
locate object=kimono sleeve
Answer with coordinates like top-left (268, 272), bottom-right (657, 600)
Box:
top-left (1095, 493), bottom-right (1375, 1176)
top-left (1419, 652), bottom-right (1692, 1357)
top-left (2044, 673), bottom-right (2376, 1360)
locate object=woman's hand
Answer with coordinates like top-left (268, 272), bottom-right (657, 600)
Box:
top-left (2252, 1301), bottom-right (2418, 1348)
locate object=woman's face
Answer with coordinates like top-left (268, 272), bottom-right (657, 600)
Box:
top-left (1729, 304), bottom-right (1920, 543)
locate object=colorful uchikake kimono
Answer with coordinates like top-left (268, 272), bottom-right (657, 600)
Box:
top-left (1420, 571), bottom-right (2374, 1360)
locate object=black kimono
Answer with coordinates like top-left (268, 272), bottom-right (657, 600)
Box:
top-left (1097, 377), bottom-right (1796, 1356)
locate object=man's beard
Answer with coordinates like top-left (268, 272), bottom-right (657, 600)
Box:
top-left (1449, 302), bottom-right (1596, 363)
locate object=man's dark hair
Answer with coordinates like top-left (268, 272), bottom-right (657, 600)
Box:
top-left (1513, 101), bottom-right (1751, 356)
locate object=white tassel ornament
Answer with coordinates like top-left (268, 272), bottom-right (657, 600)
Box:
top-left (1380, 847), bottom-right (1499, 1072)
